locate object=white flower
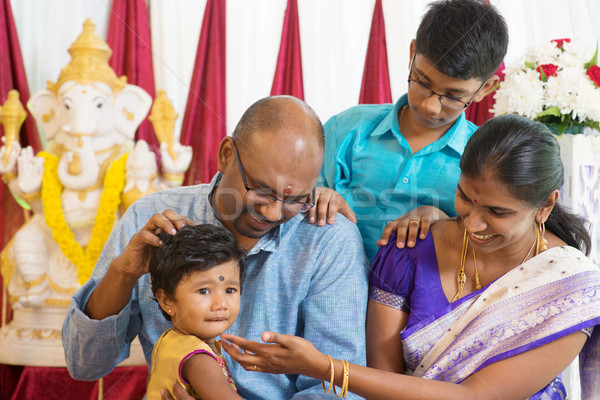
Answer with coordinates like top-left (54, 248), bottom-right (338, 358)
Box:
top-left (561, 41), bottom-right (595, 67)
top-left (523, 41), bottom-right (560, 66)
top-left (493, 39), bottom-right (600, 132)
top-left (493, 69), bottom-right (544, 119)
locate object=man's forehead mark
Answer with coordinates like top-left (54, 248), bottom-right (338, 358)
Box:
top-left (219, 276), bottom-right (224, 282)
top-left (283, 183), bottom-right (294, 195)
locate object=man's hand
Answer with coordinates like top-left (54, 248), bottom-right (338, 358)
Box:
top-left (308, 187), bottom-right (356, 226)
top-left (377, 206), bottom-right (448, 249)
top-left (161, 381), bottom-right (196, 400)
top-left (113, 210), bottom-right (195, 281)
top-left (85, 209), bottom-right (194, 320)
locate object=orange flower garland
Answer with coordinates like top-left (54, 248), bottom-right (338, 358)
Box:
top-left (40, 151), bottom-right (128, 285)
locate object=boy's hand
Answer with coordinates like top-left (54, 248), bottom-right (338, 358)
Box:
top-left (308, 187), bottom-right (357, 226)
top-left (377, 206), bottom-right (448, 249)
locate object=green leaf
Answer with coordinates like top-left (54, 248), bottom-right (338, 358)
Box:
top-left (525, 61), bottom-right (536, 70)
top-left (584, 42), bottom-right (598, 70)
top-left (536, 106), bottom-right (561, 118)
top-left (539, 66), bottom-right (548, 82)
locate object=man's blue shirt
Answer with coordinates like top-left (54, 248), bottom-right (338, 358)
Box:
top-left (319, 94), bottom-right (477, 261)
top-left (62, 174), bottom-right (368, 400)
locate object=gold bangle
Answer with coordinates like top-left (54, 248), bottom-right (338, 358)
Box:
top-left (321, 354), bottom-right (334, 394)
top-left (20, 190), bottom-right (41, 203)
top-left (2, 172), bottom-right (17, 184)
top-left (342, 360), bottom-right (350, 399)
top-left (335, 359), bottom-right (349, 398)
top-left (162, 172), bottom-right (184, 184)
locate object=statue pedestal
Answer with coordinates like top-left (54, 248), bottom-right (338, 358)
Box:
top-left (0, 307), bottom-right (146, 367)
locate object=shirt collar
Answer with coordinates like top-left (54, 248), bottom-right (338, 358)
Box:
top-left (370, 95), bottom-right (408, 139)
top-left (370, 94), bottom-right (471, 156)
top-left (430, 112), bottom-right (471, 156)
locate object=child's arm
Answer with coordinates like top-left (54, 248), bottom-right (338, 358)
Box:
top-left (182, 353), bottom-right (243, 400)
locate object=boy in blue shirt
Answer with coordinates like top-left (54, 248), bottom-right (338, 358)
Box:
top-left (313, 0), bottom-right (509, 261)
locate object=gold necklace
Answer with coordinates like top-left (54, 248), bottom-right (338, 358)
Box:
top-left (452, 230), bottom-right (538, 302)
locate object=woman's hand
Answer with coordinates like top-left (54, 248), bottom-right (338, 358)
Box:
top-left (308, 187), bottom-right (357, 226)
top-left (220, 332), bottom-right (330, 380)
top-left (377, 206), bottom-right (448, 249)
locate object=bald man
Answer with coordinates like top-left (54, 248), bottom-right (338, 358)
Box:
top-left (62, 96), bottom-right (368, 400)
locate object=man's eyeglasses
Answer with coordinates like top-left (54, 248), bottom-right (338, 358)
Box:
top-left (407, 54), bottom-right (486, 111)
top-left (232, 139), bottom-right (316, 213)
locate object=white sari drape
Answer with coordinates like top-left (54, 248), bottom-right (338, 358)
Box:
top-left (401, 246), bottom-right (600, 399)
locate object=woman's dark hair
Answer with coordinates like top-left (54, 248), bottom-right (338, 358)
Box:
top-left (149, 224), bottom-right (247, 321)
top-left (460, 114), bottom-right (591, 255)
top-left (415, 0), bottom-right (508, 80)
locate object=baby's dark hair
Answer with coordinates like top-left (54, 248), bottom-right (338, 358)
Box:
top-left (149, 224), bottom-right (246, 321)
top-left (415, 0), bottom-right (508, 81)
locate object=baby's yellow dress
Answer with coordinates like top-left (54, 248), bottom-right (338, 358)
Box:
top-left (146, 328), bottom-right (236, 399)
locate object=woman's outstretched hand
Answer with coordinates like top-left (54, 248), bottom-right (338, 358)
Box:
top-left (219, 332), bottom-right (330, 380)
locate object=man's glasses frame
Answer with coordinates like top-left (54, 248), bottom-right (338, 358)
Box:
top-left (407, 54), bottom-right (486, 110)
top-left (232, 139), bottom-right (316, 213)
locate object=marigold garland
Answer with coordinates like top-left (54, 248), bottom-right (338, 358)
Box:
top-left (40, 151), bottom-right (128, 285)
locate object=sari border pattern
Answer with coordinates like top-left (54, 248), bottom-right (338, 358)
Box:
top-left (369, 286), bottom-right (409, 312)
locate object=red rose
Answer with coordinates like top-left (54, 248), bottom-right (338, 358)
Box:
top-left (587, 65), bottom-right (600, 87)
top-left (551, 38), bottom-right (571, 49)
top-left (536, 64), bottom-right (559, 79)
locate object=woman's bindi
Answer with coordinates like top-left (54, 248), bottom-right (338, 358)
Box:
top-left (219, 276), bottom-right (224, 282)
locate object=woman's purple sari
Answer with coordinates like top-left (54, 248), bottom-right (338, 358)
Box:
top-left (370, 235), bottom-right (600, 400)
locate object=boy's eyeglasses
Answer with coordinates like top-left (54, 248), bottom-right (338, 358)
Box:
top-left (407, 54), bottom-right (486, 110)
top-left (232, 139), bottom-right (316, 213)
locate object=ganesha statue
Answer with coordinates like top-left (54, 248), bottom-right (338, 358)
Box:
top-left (0, 19), bottom-right (191, 366)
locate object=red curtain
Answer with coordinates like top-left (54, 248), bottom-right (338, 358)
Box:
top-left (359, 0), bottom-right (392, 104)
top-left (4, 365), bottom-right (147, 400)
top-left (0, 0), bottom-right (42, 325)
top-left (107, 0), bottom-right (158, 152)
top-left (465, 62), bottom-right (505, 126)
top-left (270, 0), bottom-right (304, 100)
top-left (180, 0), bottom-right (227, 185)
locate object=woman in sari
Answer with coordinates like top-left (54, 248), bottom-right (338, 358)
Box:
top-left (219, 114), bottom-right (600, 400)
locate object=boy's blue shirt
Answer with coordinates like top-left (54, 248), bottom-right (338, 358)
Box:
top-left (318, 94), bottom-right (477, 262)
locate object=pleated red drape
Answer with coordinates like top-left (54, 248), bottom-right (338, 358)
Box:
top-left (359, 0), bottom-right (392, 104)
top-left (180, 0), bottom-right (226, 185)
top-left (107, 0), bottom-right (158, 152)
top-left (0, 0), bottom-right (41, 329)
top-left (465, 62), bottom-right (505, 126)
top-left (270, 0), bottom-right (304, 100)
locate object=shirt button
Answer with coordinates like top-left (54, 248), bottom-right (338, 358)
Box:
top-left (402, 177), bottom-right (409, 184)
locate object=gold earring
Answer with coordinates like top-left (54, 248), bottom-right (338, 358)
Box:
top-left (538, 220), bottom-right (548, 252)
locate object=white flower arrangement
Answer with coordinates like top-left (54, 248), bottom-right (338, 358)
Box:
top-left (493, 39), bottom-right (600, 134)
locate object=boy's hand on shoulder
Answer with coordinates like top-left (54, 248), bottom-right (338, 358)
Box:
top-left (377, 206), bottom-right (448, 249)
top-left (308, 187), bottom-right (356, 226)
